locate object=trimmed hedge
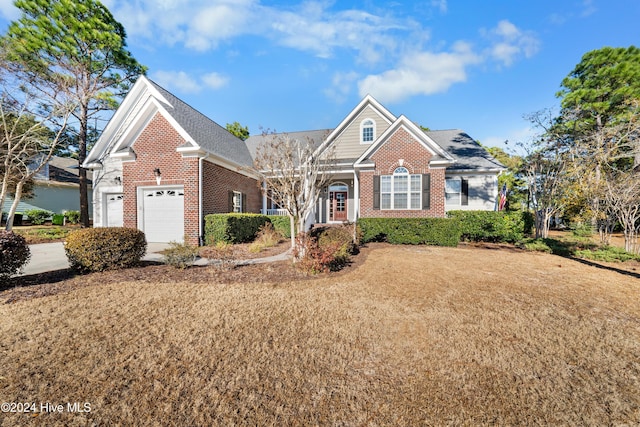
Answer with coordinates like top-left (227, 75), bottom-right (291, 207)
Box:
top-left (204, 213), bottom-right (271, 244)
top-left (65, 227), bottom-right (147, 273)
top-left (24, 209), bottom-right (53, 225)
top-left (52, 214), bottom-right (65, 226)
top-left (0, 231), bottom-right (31, 279)
top-left (65, 210), bottom-right (80, 224)
top-left (447, 210), bottom-right (533, 243)
top-left (358, 218), bottom-right (461, 247)
top-left (267, 215), bottom-right (292, 238)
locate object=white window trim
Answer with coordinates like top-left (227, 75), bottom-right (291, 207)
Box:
top-left (381, 167), bottom-right (421, 210)
top-left (445, 177), bottom-right (462, 205)
top-left (360, 118), bottom-right (376, 144)
top-left (233, 191), bottom-right (243, 213)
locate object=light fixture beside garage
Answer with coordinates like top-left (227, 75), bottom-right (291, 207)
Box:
top-left (114, 176), bottom-right (121, 185)
top-left (154, 168), bottom-right (161, 185)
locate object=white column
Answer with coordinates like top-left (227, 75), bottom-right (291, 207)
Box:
top-left (262, 180), bottom-right (268, 214)
top-left (353, 171), bottom-right (359, 222)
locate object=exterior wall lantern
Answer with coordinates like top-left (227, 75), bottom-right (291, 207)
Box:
top-left (154, 168), bottom-right (161, 185)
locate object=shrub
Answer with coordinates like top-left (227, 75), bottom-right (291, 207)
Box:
top-left (447, 210), bottom-right (531, 243)
top-left (204, 213), bottom-right (271, 244)
top-left (571, 222), bottom-right (594, 238)
top-left (358, 218), bottom-right (461, 246)
top-left (65, 210), bottom-right (80, 224)
top-left (65, 227), bottom-right (147, 273)
top-left (295, 225), bottom-right (359, 273)
top-left (267, 215), bottom-right (292, 238)
top-left (163, 241), bottom-right (199, 269)
top-left (248, 222), bottom-right (282, 253)
top-left (0, 231), bottom-right (31, 279)
top-left (24, 209), bottom-right (53, 225)
top-left (52, 214), bottom-right (65, 226)
top-left (576, 246), bottom-right (640, 262)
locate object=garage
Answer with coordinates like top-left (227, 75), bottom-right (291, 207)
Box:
top-left (141, 187), bottom-right (185, 243)
top-left (105, 193), bottom-right (123, 227)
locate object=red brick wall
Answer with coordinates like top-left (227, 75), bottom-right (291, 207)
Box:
top-left (202, 160), bottom-right (262, 215)
top-left (359, 127), bottom-right (446, 218)
top-left (122, 112), bottom-right (200, 244)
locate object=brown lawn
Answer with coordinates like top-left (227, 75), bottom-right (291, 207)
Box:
top-left (1, 243), bottom-right (639, 426)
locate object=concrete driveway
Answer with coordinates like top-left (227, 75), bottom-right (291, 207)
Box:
top-left (20, 242), bottom-right (171, 276)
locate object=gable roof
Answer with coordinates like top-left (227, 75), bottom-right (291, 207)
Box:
top-left (146, 80), bottom-right (254, 167)
top-left (84, 76), bottom-right (254, 170)
top-left (355, 115), bottom-right (456, 167)
top-left (425, 130), bottom-right (505, 171)
top-left (245, 129), bottom-right (331, 163)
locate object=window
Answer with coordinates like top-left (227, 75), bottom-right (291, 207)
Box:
top-left (445, 177), bottom-right (469, 206)
top-left (232, 191), bottom-right (243, 213)
top-left (361, 119), bottom-right (375, 143)
top-left (380, 167), bottom-right (421, 210)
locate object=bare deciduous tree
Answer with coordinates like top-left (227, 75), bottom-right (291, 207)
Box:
top-left (0, 91), bottom-right (73, 230)
top-left (253, 131), bottom-right (335, 255)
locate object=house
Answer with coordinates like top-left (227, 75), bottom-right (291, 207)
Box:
top-left (2, 156), bottom-right (92, 221)
top-left (84, 76), bottom-right (504, 244)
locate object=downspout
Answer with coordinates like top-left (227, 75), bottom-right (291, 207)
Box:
top-left (199, 154), bottom-right (209, 245)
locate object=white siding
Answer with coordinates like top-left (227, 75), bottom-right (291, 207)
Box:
top-left (92, 157), bottom-right (123, 227)
top-left (445, 174), bottom-right (498, 212)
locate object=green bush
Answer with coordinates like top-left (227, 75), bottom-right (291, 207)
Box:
top-left (358, 218), bottom-right (461, 247)
top-left (24, 209), bottom-right (53, 225)
top-left (447, 210), bottom-right (532, 243)
top-left (204, 213), bottom-right (271, 244)
top-left (65, 210), bottom-right (80, 224)
top-left (0, 231), bottom-right (31, 279)
top-left (267, 215), bottom-right (292, 238)
top-left (310, 224), bottom-right (358, 270)
top-left (64, 227), bottom-right (147, 273)
top-left (163, 241), bottom-right (199, 269)
top-left (52, 214), bottom-right (65, 226)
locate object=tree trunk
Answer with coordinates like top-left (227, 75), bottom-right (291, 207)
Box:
top-left (5, 181), bottom-right (24, 232)
top-left (78, 104), bottom-right (90, 228)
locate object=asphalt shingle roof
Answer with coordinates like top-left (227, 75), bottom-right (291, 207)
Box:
top-left (425, 129), bottom-right (505, 171)
top-left (147, 80), bottom-right (255, 168)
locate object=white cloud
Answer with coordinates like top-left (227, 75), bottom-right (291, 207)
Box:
top-left (324, 71), bottom-right (360, 103)
top-left (485, 20), bottom-right (540, 66)
top-left (431, 0), bottom-right (448, 13)
top-left (106, 0), bottom-right (406, 64)
top-left (202, 72), bottom-right (229, 89)
top-left (0, 0), bottom-right (19, 20)
top-left (358, 41), bottom-right (481, 103)
top-left (152, 71), bottom-right (202, 94)
top-left (151, 70), bottom-right (229, 94)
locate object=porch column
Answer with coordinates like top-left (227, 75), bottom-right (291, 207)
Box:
top-left (353, 171), bottom-right (359, 222)
top-left (262, 180), bottom-right (268, 214)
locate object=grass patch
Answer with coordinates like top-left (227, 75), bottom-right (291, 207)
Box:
top-left (13, 225), bottom-right (73, 243)
top-left (1, 245), bottom-right (639, 425)
top-left (519, 233), bottom-right (638, 262)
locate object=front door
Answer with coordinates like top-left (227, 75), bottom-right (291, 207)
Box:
top-left (330, 191), bottom-right (348, 222)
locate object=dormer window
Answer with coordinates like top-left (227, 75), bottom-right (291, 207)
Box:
top-left (361, 119), bottom-right (375, 144)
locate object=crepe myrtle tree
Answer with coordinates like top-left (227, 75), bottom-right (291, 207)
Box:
top-left (253, 131), bottom-right (335, 256)
top-left (2, 0), bottom-right (146, 227)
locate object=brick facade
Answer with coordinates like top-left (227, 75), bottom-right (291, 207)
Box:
top-left (359, 127), bottom-right (446, 218)
top-left (122, 112), bottom-right (262, 245)
top-left (201, 160), bottom-right (262, 216)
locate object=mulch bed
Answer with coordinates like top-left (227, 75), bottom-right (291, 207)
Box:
top-left (1, 241), bottom-right (371, 304)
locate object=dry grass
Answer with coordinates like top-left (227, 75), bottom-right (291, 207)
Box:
top-left (1, 244), bottom-right (639, 425)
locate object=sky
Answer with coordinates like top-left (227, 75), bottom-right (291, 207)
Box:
top-left (0, 0), bottom-right (638, 148)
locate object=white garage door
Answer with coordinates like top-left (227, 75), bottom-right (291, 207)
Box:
top-left (142, 187), bottom-right (185, 243)
top-left (105, 193), bottom-right (123, 227)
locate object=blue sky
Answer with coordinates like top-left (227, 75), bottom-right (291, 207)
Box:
top-left (0, 0), bottom-right (638, 147)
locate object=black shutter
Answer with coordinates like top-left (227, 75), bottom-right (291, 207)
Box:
top-left (241, 192), bottom-right (247, 213)
top-left (422, 174), bottom-right (431, 210)
top-left (373, 175), bottom-right (380, 210)
top-left (228, 190), bottom-right (234, 212)
top-left (461, 178), bottom-right (469, 206)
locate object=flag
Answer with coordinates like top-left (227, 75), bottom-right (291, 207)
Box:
top-left (498, 183), bottom-right (507, 211)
